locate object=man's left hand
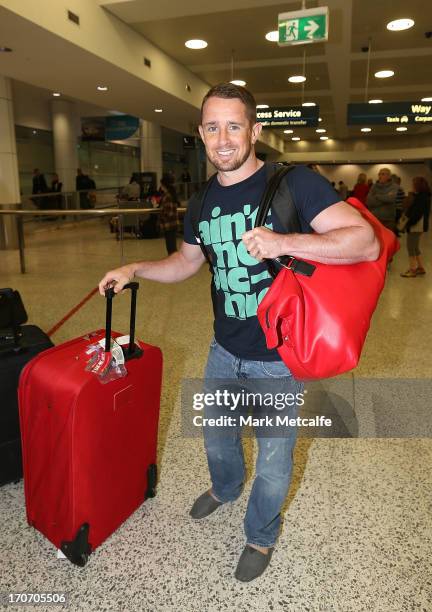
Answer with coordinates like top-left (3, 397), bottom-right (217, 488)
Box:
top-left (242, 227), bottom-right (286, 261)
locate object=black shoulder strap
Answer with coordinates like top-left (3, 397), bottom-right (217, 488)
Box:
top-left (256, 163), bottom-right (315, 278)
top-left (187, 173), bottom-right (217, 267)
top-left (255, 163), bottom-right (301, 232)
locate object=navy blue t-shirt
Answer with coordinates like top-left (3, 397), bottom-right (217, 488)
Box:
top-left (183, 164), bottom-right (340, 361)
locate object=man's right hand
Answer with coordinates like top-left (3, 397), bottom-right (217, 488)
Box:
top-left (98, 263), bottom-right (137, 296)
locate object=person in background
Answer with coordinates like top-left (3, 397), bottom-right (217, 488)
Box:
top-left (337, 180), bottom-right (348, 201)
top-left (158, 173), bottom-right (179, 255)
top-left (50, 173), bottom-right (63, 212)
top-left (400, 176), bottom-right (431, 277)
top-left (352, 172), bottom-right (370, 204)
top-left (51, 173), bottom-right (62, 194)
top-left (367, 178), bottom-right (374, 190)
top-left (32, 168), bottom-right (48, 195)
top-left (181, 167), bottom-right (192, 183)
top-left (122, 173), bottom-right (140, 201)
top-left (32, 168), bottom-right (49, 210)
top-left (392, 175), bottom-right (405, 234)
top-left (366, 168), bottom-right (398, 233)
top-left (76, 168), bottom-right (96, 209)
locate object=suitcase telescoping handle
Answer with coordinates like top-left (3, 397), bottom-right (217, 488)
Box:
top-left (104, 282), bottom-right (141, 359)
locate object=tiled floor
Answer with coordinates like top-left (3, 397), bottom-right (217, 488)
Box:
top-left (1, 218), bottom-right (431, 612)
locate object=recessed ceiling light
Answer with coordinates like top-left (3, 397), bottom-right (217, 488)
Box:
top-left (396, 126), bottom-right (408, 131)
top-left (320, 136), bottom-right (329, 140)
top-left (185, 39), bottom-right (208, 49)
top-left (97, 85), bottom-right (108, 91)
top-left (318, 117), bottom-right (323, 122)
top-left (302, 102), bottom-right (316, 107)
top-left (288, 75), bottom-right (306, 83)
top-left (0, 47), bottom-right (12, 52)
top-left (284, 129), bottom-right (293, 134)
top-left (256, 104), bottom-right (269, 109)
top-left (386, 18), bottom-right (415, 31)
top-left (369, 99), bottom-right (383, 104)
top-left (154, 108), bottom-right (163, 113)
top-left (421, 97), bottom-right (432, 102)
top-left (361, 127), bottom-right (372, 132)
top-left (374, 70), bottom-right (394, 79)
top-left (265, 31), bottom-right (279, 42)
top-left (32, 130), bottom-right (37, 135)
top-left (230, 80), bottom-right (246, 87)
top-left (292, 137), bottom-right (301, 141)
top-left (316, 128), bottom-right (326, 133)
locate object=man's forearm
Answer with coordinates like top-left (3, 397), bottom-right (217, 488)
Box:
top-left (131, 252), bottom-right (202, 283)
top-left (281, 226), bottom-right (378, 264)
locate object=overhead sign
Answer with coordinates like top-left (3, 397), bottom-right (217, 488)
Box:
top-left (347, 102), bottom-right (432, 125)
top-left (257, 105), bottom-right (319, 128)
top-left (105, 115), bottom-right (139, 140)
top-left (81, 116), bottom-right (139, 141)
top-left (182, 136), bottom-right (196, 149)
top-left (278, 7), bottom-right (329, 46)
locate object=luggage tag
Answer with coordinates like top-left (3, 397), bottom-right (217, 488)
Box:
top-left (96, 337), bottom-right (127, 383)
top-left (84, 337), bottom-right (127, 382)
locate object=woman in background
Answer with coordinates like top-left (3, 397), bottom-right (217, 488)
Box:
top-left (158, 173), bottom-right (179, 255)
top-left (400, 176), bottom-right (431, 277)
top-left (352, 173), bottom-right (370, 204)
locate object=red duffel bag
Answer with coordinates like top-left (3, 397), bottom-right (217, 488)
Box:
top-left (257, 192), bottom-right (399, 381)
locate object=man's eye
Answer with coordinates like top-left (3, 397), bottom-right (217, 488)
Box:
top-left (229, 125), bottom-right (240, 131)
top-left (207, 126), bottom-right (217, 133)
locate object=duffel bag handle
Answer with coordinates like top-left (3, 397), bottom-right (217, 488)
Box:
top-left (104, 282), bottom-right (139, 357)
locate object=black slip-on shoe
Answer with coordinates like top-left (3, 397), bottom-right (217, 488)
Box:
top-left (235, 545), bottom-right (274, 582)
top-left (189, 491), bottom-right (224, 519)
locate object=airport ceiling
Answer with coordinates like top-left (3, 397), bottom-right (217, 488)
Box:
top-left (103, 0), bottom-right (432, 142)
top-left (1, 0), bottom-right (432, 145)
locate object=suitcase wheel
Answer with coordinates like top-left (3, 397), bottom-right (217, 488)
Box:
top-left (145, 464), bottom-right (157, 499)
top-left (60, 523), bottom-right (92, 567)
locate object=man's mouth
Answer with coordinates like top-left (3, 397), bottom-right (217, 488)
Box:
top-left (216, 149), bottom-right (235, 157)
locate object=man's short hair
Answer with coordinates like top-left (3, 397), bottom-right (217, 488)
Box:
top-left (200, 82), bottom-right (257, 125)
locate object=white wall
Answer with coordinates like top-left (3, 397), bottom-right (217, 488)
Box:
top-left (316, 163), bottom-right (432, 192)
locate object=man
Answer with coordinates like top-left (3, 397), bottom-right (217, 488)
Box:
top-left (76, 168), bottom-right (96, 209)
top-left (98, 83), bottom-right (379, 581)
top-left (32, 169), bottom-right (49, 210)
top-left (367, 168), bottom-right (398, 232)
top-left (337, 180), bottom-right (348, 201)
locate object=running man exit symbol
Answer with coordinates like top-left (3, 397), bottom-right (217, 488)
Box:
top-left (278, 7), bottom-right (329, 46)
top-left (285, 20), bottom-right (299, 41)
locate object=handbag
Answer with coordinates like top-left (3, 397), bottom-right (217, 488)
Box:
top-left (397, 212), bottom-right (410, 232)
top-left (255, 167), bottom-right (400, 381)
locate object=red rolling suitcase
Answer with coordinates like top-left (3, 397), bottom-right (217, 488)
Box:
top-left (19, 283), bottom-right (162, 566)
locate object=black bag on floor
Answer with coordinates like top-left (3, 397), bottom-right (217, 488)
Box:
top-left (0, 289), bottom-right (53, 486)
top-left (0, 289), bottom-right (27, 329)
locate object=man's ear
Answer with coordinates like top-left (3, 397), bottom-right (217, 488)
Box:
top-left (251, 122), bottom-right (262, 144)
top-left (198, 125), bottom-right (204, 142)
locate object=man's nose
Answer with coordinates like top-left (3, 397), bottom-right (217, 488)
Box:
top-left (217, 126), bottom-right (230, 145)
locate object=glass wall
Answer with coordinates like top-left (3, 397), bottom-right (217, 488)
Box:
top-left (78, 141), bottom-right (140, 190)
top-left (15, 126), bottom-right (55, 195)
top-left (15, 125), bottom-right (140, 195)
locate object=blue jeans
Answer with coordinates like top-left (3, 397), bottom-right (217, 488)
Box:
top-left (202, 338), bottom-right (303, 548)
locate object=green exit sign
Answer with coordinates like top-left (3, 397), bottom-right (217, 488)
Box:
top-left (278, 7), bottom-right (329, 46)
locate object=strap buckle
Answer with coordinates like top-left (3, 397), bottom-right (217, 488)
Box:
top-left (275, 256), bottom-right (295, 270)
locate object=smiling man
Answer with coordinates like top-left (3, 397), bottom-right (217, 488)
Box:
top-left (98, 83), bottom-right (379, 582)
